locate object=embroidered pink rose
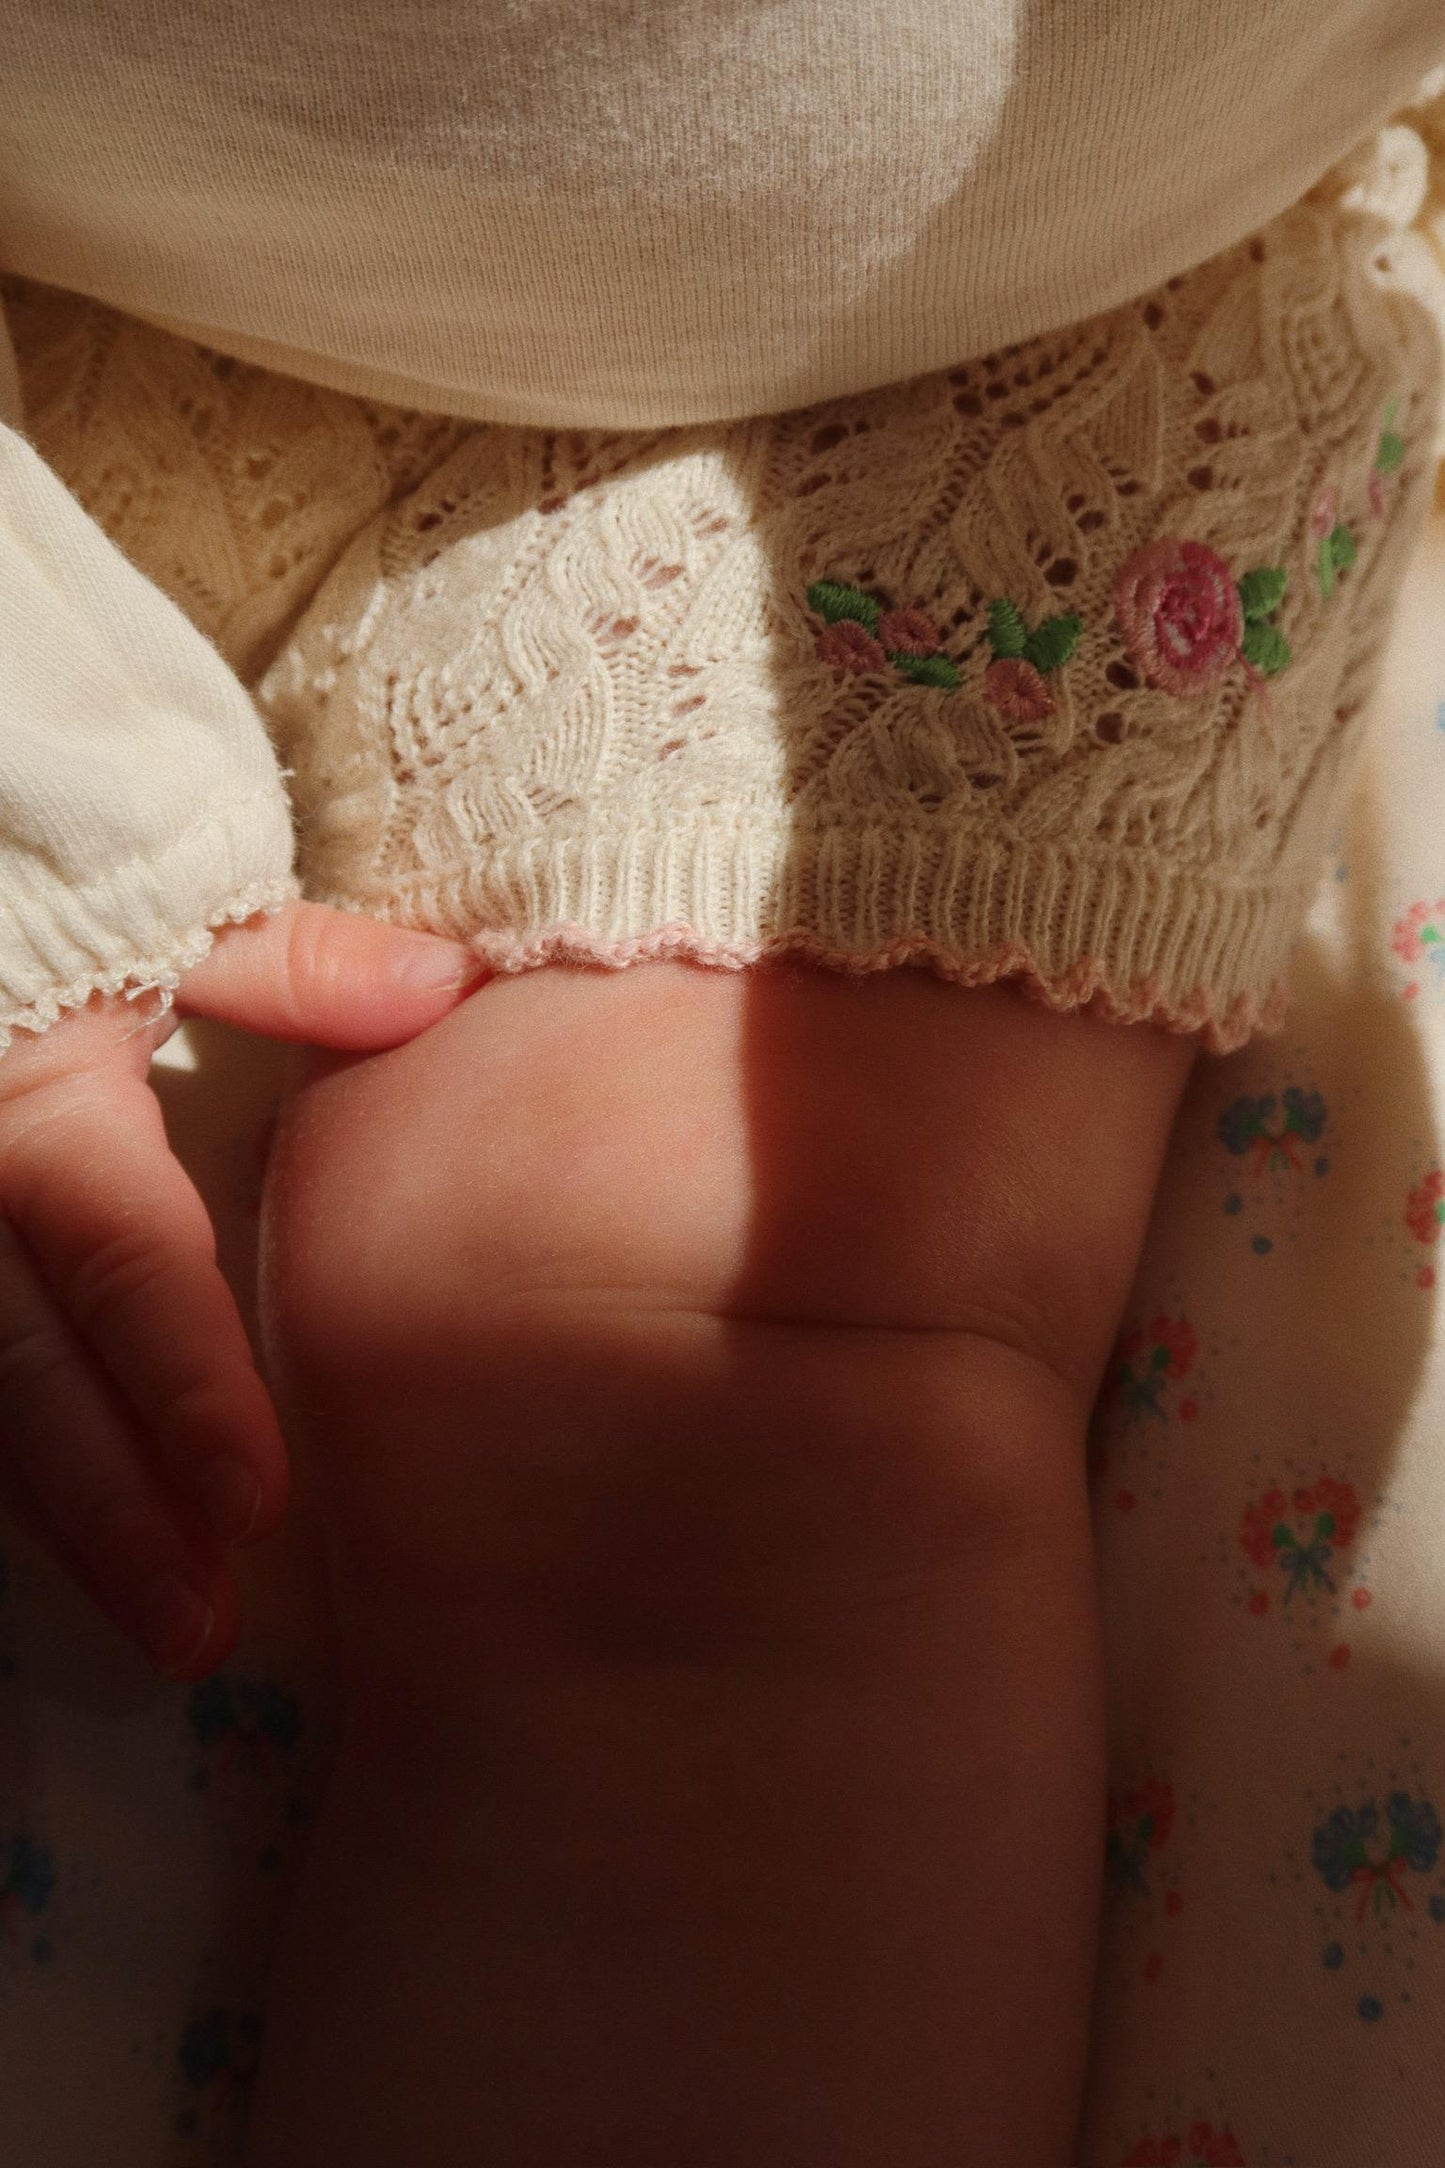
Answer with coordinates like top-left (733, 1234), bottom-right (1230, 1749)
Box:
top-left (877, 606), bottom-right (941, 655)
top-left (815, 620), bottom-right (887, 675)
top-left (983, 656), bottom-right (1056, 723)
top-left (1113, 539), bottom-right (1243, 697)
top-left (1308, 486), bottom-right (1339, 543)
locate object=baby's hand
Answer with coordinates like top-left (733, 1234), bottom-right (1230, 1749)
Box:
top-left (0, 902), bottom-right (480, 1679)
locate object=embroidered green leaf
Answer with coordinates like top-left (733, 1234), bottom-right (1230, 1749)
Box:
top-left (1316, 538), bottom-right (1336, 601)
top-left (1022, 612), bottom-right (1083, 675)
top-left (1375, 431), bottom-right (1405, 472)
top-left (806, 581), bottom-right (881, 633)
top-left (1316, 525), bottom-right (1356, 599)
top-left (891, 651), bottom-right (960, 690)
top-left (1241, 619), bottom-right (1291, 676)
top-left (987, 598), bottom-right (1029, 659)
top-left (1238, 567), bottom-right (1287, 622)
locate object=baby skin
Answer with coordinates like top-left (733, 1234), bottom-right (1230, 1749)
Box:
top-left (236, 957), bottom-right (1195, 2167)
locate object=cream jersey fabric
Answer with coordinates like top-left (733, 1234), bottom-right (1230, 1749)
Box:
top-left (4, 0), bottom-right (1444, 429)
top-left (1, 6), bottom-right (1444, 1052)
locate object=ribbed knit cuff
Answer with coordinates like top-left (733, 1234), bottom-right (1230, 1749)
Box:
top-left (318, 823), bottom-right (1312, 1054)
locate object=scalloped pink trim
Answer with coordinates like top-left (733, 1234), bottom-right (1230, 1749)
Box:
top-left (458, 920), bottom-right (1287, 1056)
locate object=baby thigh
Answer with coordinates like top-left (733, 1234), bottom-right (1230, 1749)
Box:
top-left (258, 958), bottom-right (1186, 1689)
top-left (252, 960), bottom-right (1191, 2165)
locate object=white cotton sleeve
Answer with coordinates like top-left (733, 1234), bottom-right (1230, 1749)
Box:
top-left (0, 316), bottom-right (298, 1050)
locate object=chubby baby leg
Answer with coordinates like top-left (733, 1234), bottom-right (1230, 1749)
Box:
top-left (243, 962), bottom-right (1194, 2168)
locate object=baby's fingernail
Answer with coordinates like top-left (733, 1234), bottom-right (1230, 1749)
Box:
top-left (141, 1573), bottom-right (215, 1675)
top-left (392, 935), bottom-right (483, 992)
top-left (197, 1457), bottom-right (263, 1543)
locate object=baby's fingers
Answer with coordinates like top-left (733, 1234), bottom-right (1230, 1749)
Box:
top-left (3, 1083), bottom-right (289, 1550)
top-left (0, 1079), bottom-right (289, 1674)
top-left (0, 1214), bottom-right (236, 1676)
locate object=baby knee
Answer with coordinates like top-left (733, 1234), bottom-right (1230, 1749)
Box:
top-left (263, 1237), bottom-right (1080, 1702)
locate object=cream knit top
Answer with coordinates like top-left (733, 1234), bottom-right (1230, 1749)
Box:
top-left (3, 4), bottom-right (1445, 1051)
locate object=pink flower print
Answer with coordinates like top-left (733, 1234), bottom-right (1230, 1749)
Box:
top-left (1107, 1312), bottom-right (1196, 1420)
top-left (1114, 539), bottom-right (1244, 696)
top-left (1189, 2129), bottom-right (1245, 2168)
top-left (1390, 899), bottom-right (1445, 983)
top-left (1309, 485), bottom-right (1339, 543)
top-left (1240, 1478), bottom-right (1360, 1598)
top-left (1148, 1313), bottom-right (1196, 1379)
top-left (1390, 900), bottom-right (1431, 963)
top-left (1240, 1485), bottom-right (1288, 1571)
top-left (983, 655), bottom-right (1056, 724)
top-left (1107, 1777), bottom-right (1175, 1895)
top-left (1369, 469), bottom-right (1388, 521)
top-left (1405, 1169), bottom-right (1445, 1246)
top-left (815, 620), bottom-right (888, 676)
top-left (1122, 2131), bottom-right (1243, 2168)
top-left (876, 606), bottom-right (940, 655)
top-left (1304, 1477), bottom-right (1361, 1551)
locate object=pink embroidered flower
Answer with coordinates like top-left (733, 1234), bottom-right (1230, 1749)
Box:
top-left (1405, 1168), bottom-right (1445, 1246)
top-left (1113, 538), bottom-right (1243, 697)
top-left (984, 655), bottom-right (1056, 723)
top-left (1308, 486), bottom-right (1339, 543)
top-left (877, 606), bottom-right (941, 655)
top-left (1369, 469), bottom-right (1388, 521)
top-left (816, 620), bottom-right (888, 675)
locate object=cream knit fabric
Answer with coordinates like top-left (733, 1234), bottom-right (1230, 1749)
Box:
top-left (0, 22), bottom-right (1443, 1052)
top-left (6, 116), bottom-right (1444, 1052)
top-left (253, 182), bottom-right (1444, 1051)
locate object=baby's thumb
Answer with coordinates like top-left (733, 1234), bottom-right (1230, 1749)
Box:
top-left (176, 900), bottom-right (485, 1048)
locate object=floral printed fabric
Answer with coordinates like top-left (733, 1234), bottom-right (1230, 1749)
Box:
top-left (1, 534), bottom-right (1445, 2167)
top-left (1082, 504), bottom-right (1445, 2165)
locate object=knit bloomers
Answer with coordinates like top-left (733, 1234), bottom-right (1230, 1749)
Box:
top-left (9, 134), bottom-right (1444, 1054)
